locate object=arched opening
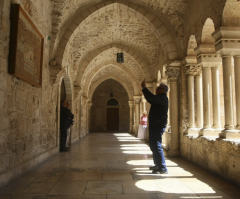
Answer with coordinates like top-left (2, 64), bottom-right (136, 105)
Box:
top-left (59, 77), bottom-right (73, 152)
top-left (59, 80), bottom-right (67, 152)
top-left (90, 79), bottom-right (129, 133)
top-left (106, 98), bottom-right (119, 132)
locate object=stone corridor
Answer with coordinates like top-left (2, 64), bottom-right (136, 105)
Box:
top-left (0, 133), bottom-right (239, 199)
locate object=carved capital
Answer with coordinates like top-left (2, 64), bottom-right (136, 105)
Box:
top-left (128, 100), bottom-right (134, 107)
top-left (184, 64), bottom-right (202, 76)
top-left (134, 96), bottom-right (141, 104)
top-left (197, 54), bottom-right (222, 68)
top-left (166, 66), bottom-right (180, 81)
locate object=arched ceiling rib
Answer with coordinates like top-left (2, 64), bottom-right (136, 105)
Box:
top-left (75, 47), bottom-right (147, 87)
top-left (83, 64), bottom-right (140, 98)
top-left (89, 77), bottom-right (133, 101)
top-left (51, 0), bottom-right (182, 67)
top-left (72, 43), bottom-right (151, 84)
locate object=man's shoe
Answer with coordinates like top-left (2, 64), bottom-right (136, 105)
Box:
top-left (149, 165), bottom-right (158, 170)
top-left (152, 168), bottom-right (168, 174)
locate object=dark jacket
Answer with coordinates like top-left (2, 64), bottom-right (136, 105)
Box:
top-left (60, 106), bottom-right (74, 131)
top-left (142, 87), bottom-right (168, 129)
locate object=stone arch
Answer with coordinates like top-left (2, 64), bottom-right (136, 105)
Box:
top-left (222, 0), bottom-right (240, 26)
top-left (74, 43), bottom-right (151, 85)
top-left (201, 18), bottom-right (215, 44)
top-left (89, 76), bottom-right (133, 101)
top-left (52, 0), bottom-right (178, 68)
top-left (187, 35), bottom-right (198, 56)
top-left (83, 64), bottom-right (140, 98)
top-left (80, 60), bottom-right (141, 92)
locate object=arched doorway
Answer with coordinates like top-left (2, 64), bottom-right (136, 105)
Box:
top-left (90, 79), bottom-right (129, 132)
top-left (59, 80), bottom-right (67, 151)
top-left (58, 77), bottom-right (73, 152)
top-left (107, 98), bottom-right (119, 131)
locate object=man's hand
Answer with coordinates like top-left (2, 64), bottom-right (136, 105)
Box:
top-left (141, 80), bottom-right (146, 89)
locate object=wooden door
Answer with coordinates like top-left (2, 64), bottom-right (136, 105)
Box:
top-left (107, 108), bottom-right (119, 131)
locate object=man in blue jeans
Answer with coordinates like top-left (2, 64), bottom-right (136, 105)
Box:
top-left (141, 80), bottom-right (168, 174)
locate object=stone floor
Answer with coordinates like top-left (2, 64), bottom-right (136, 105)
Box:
top-left (0, 133), bottom-right (239, 199)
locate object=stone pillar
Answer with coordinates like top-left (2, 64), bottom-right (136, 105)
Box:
top-left (184, 64), bottom-right (202, 134)
top-left (234, 56), bottom-right (240, 129)
top-left (128, 100), bottom-right (134, 134)
top-left (222, 55), bottom-right (235, 130)
top-left (142, 97), bottom-right (147, 113)
top-left (195, 74), bottom-right (203, 128)
top-left (87, 101), bottom-right (93, 133)
top-left (134, 96), bottom-right (141, 136)
top-left (166, 62), bottom-right (180, 156)
top-left (213, 27), bottom-right (240, 139)
top-left (195, 44), bottom-right (222, 136)
top-left (145, 82), bottom-right (154, 114)
top-left (80, 95), bottom-right (88, 137)
top-left (211, 66), bottom-right (221, 129)
top-left (202, 66), bottom-right (213, 130)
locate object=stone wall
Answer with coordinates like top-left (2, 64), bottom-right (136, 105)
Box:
top-left (90, 79), bottom-right (129, 132)
top-left (181, 136), bottom-right (240, 186)
top-left (0, 0), bottom-right (78, 186)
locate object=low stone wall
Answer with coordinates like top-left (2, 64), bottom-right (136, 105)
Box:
top-left (181, 135), bottom-right (240, 186)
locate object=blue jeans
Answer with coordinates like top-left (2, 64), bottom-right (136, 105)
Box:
top-left (149, 127), bottom-right (167, 171)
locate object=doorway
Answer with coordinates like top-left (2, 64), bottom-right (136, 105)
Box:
top-left (107, 98), bottom-right (119, 131)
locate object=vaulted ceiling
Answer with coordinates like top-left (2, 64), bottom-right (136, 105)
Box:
top-left (48, 0), bottom-right (228, 98)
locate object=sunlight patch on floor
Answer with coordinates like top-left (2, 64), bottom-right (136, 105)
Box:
top-left (135, 178), bottom-right (216, 194)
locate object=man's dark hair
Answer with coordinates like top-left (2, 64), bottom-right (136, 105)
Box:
top-left (158, 83), bottom-right (168, 93)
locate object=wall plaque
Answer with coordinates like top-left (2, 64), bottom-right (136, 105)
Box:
top-left (8, 4), bottom-right (44, 87)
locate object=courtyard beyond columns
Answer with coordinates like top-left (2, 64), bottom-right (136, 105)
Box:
top-left (0, 133), bottom-right (239, 199)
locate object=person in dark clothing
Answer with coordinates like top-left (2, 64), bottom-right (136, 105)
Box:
top-left (141, 80), bottom-right (168, 174)
top-left (60, 100), bottom-right (74, 152)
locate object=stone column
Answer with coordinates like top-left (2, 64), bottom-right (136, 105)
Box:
top-left (195, 44), bottom-right (222, 136)
top-left (202, 66), bottom-right (213, 129)
top-left (145, 82), bottom-right (154, 114)
top-left (195, 74), bottom-right (203, 128)
top-left (212, 66), bottom-right (221, 129)
top-left (166, 62), bottom-right (180, 156)
top-left (184, 64), bottom-right (202, 134)
top-left (134, 96), bottom-right (141, 136)
top-left (87, 101), bottom-right (93, 133)
top-left (213, 27), bottom-right (240, 138)
top-left (222, 55), bottom-right (235, 130)
top-left (80, 95), bottom-right (88, 137)
top-left (234, 56), bottom-right (240, 129)
top-left (128, 101), bottom-right (134, 134)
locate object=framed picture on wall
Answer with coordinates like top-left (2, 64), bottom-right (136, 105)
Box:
top-left (8, 4), bottom-right (44, 87)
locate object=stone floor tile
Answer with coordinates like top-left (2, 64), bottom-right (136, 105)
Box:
top-left (0, 133), bottom-right (239, 199)
top-left (102, 171), bottom-right (133, 181)
top-left (85, 181), bottom-right (122, 194)
top-left (49, 181), bottom-right (86, 195)
top-left (24, 182), bottom-right (56, 194)
top-left (107, 193), bottom-right (159, 199)
top-left (47, 194), bottom-right (106, 199)
top-left (60, 170), bottom-right (102, 181)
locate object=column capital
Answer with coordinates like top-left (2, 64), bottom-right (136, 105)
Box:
top-left (133, 96), bottom-right (141, 103)
top-left (197, 54), bottom-right (222, 68)
top-left (166, 66), bottom-right (180, 81)
top-left (128, 100), bottom-right (134, 106)
top-left (184, 64), bottom-right (202, 76)
top-left (212, 26), bottom-right (240, 56)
